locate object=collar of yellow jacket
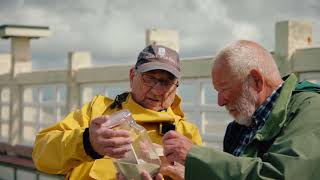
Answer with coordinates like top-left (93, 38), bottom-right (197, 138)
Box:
top-left (122, 93), bottom-right (185, 123)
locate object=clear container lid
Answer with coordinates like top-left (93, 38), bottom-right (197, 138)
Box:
top-left (101, 109), bottom-right (131, 128)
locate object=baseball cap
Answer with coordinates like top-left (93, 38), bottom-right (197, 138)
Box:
top-left (135, 44), bottom-right (181, 79)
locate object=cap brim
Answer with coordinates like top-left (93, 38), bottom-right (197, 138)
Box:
top-left (136, 62), bottom-right (181, 79)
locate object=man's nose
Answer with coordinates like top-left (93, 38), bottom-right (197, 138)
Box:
top-left (151, 83), bottom-right (167, 94)
top-left (217, 92), bottom-right (227, 106)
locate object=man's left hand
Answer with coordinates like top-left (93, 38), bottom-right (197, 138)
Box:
top-left (162, 130), bottom-right (193, 165)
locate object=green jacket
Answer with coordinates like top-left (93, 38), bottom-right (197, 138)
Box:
top-left (185, 74), bottom-right (320, 180)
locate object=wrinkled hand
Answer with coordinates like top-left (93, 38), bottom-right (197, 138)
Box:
top-left (162, 130), bottom-right (193, 165)
top-left (116, 171), bottom-right (163, 180)
top-left (140, 171), bottom-right (163, 180)
top-left (160, 162), bottom-right (185, 180)
top-left (89, 115), bottom-right (133, 158)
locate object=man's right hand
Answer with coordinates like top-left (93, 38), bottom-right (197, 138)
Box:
top-left (89, 115), bottom-right (133, 158)
top-left (160, 162), bottom-right (185, 180)
top-left (117, 171), bottom-right (163, 180)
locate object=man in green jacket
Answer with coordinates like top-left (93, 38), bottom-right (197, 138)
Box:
top-left (161, 40), bottom-right (320, 179)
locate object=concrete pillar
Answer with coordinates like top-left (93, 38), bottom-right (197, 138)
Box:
top-left (274, 20), bottom-right (313, 76)
top-left (146, 29), bottom-right (179, 52)
top-left (0, 24), bottom-right (51, 145)
top-left (9, 37), bottom-right (32, 144)
top-left (11, 37), bottom-right (32, 76)
top-left (9, 85), bottom-right (21, 144)
top-left (67, 51), bottom-right (92, 111)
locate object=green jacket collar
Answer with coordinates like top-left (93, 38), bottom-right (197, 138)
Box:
top-left (254, 74), bottom-right (298, 141)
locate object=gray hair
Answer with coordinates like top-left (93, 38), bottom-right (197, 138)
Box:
top-left (213, 40), bottom-right (281, 83)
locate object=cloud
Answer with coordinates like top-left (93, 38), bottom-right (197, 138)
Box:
top-left (231, 22), bottom-right (261, 40)
top-left (0, 0), bottom-right (319, 69)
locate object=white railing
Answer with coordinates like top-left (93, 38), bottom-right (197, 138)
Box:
top-left (1, 55), bottom-right (231, 148)
top-left (1, 50), bottom-right (320, 154)
top-left (1, 53), bottom-right (320, 150)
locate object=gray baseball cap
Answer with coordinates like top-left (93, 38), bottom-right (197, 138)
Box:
top-left (135, 45), bottom-right (181, 79)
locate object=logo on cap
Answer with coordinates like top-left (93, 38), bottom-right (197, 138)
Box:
top-left (158, 47), bottom-right (166, 57)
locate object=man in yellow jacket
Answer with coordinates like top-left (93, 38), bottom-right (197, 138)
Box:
top-left (32, 44), bottom-right (202, 180)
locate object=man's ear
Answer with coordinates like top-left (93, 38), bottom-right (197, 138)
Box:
top-left (249, 69), bottom-right (263, 92)
top-left (129, 67), bottom-right (135, 88)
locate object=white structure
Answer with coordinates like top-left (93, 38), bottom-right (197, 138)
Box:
top-left (146, 29), bottom-right (179, 52)
top-left (0, 25), bottom-right (51, 75)
top-left (0, 20), bottom-right (320, 180)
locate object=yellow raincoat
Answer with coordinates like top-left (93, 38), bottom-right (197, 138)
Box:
top-left (32, 93), bottom-right (202, 179)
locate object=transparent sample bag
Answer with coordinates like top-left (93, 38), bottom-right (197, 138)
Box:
top-left (102, 109), bottom-right (161, 180)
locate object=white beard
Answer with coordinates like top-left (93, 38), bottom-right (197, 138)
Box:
top-left (226, 80), bottom-right (259, 126)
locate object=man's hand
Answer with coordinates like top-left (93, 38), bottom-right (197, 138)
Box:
top-left (89, 115), bottom-right (133, 158)
top-left (162, 130), bottom-right (193, 165)
top-left (141, 171), bottom-right (163, 180)
top-left (160, 162), bottom-right (185, 180)
top-left (116, 171), bottom-right (163, 180)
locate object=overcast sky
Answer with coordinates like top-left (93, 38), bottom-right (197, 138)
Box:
top-left (0, 0), bottom-right (319, 70)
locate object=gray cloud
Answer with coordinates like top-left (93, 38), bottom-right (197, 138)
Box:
top-left (0, 0), bottom-right (319, 70)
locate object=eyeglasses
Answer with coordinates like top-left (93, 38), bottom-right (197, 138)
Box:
top-left (140, 74), bottom-right (179, 88)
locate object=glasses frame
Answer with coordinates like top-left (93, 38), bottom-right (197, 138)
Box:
top-left (140, 73), bottom-right (179, 89)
